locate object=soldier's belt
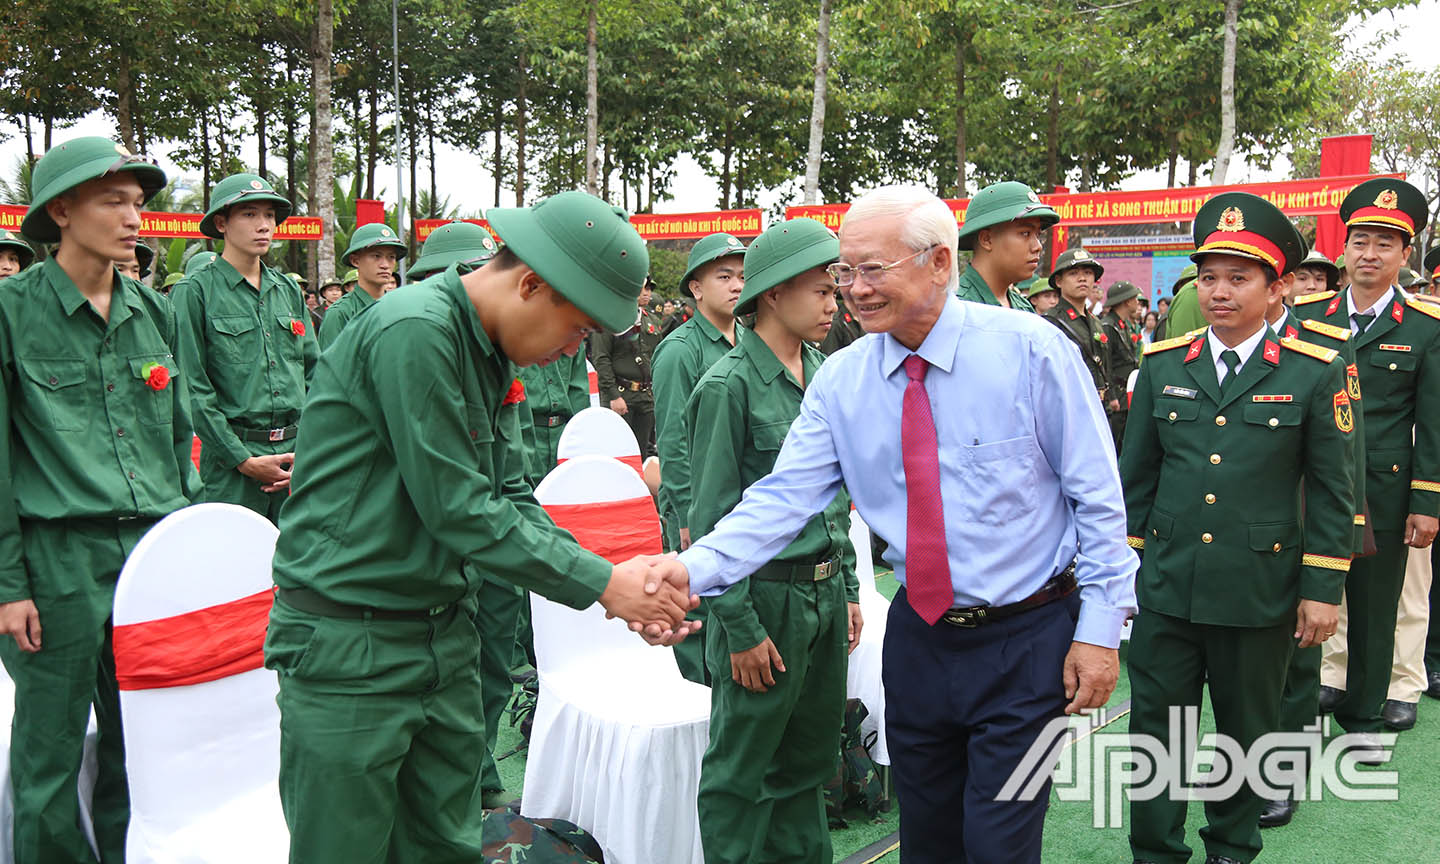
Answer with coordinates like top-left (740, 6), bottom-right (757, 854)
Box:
top-left (277, 587), bottom-right (456, 621)
top-left (619, 379), bottom-right (651, 393)
top-left (940, 564), bottom-right (1077, 628)
top-left (751, 557), bottom-right (838, 583)
top-left (233, 422), bottom-right (298, 443)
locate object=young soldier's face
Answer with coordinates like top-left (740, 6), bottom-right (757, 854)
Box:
top-left (690, 256), bottom-right (743, 320)
top-left (354, 248), bottom-right (399, 292)
top-left (1197, 255), bottom-right (1279, 336)
top-left (662, 301), bottom-right (675, 315)
top-left (47, 174), bottom-right (146, 263)
top-left (1031, 290), bottom-right (1059, 314)
top-left (305, 291), bottom-right (319, 311)
top-left (507, 277), bottom-right (599, 367)
top-left (1117, 296), bottom-right (1141, 322)
top-left (1054, 266), bottom-right (1097, 306)
top-left (637, 282), bottom-right (653, 308)
top-left (1344, 227), bottom-right (1409, 292)
top-left (1290, 266), bottom-right (1329, 298)
top-left (113, 258), bottom-right (142, 280)
top-left (767, 266), bottom-right (839, 343)
top-left (322, 284), bottom-right (343, 304)
top-left (0, 250), bottom-right (20, 277)
top-left (979, 218), bottom-right (1048, 283)
top-left (215, 202), bottom-right (278, 255)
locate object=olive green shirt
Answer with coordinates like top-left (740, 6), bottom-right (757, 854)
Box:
top-left (173, 257), bottom-right (318, 470)
top-left (955, 264), bottom-right (1034, 312)
top-left (270, 267), bottom-right (610, 611)
top-left (518, 351), bottom-right (590, 472)
top-left (652, 311), bottom-right (743, 535)
top-left (591, 309), bottom-right (663, 402)
top-left (0, 259), bottom-right (201, 601)
top-left (317, 285), bottom-right (379, 350)
top-left (1161, 282), bottom-right (1205, 341)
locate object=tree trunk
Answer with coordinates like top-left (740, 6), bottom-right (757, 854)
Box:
top-left (366, 87), bottom-right (379, 199)
top-left (1045, 69), bottom-right (1060, 190)
top-left (1166, 134), bottom-right (1179, 187)
top-left (584, 0), bottom-right (600, 195)
top-left (1212, 0), bottom-right (1240, 185)
top-left (493, 101), bottom-right (503, 207)
top-left (408, 120), bottom-right (419, 258)
top-left (22, 113), bottom-right (32, 162)
top-left (1080, 156), bottom-right (1092, 193)
top-left (215, 105), bottom-right (229, 173)
top-left (601, 144), bottom-right (611, 200)
top-left (287, 54), bottom-right (300, 274)
top-left (256, 32), bottom-right (268, 179)
top-left (802, 0), bottom-right (832, 204)
top-left (427, 104), bottom-right (437, 218)
top-left (313, 0), bottom-right (338, 282)
top-left (1188, 158), bottom-right (1198, 186)
top-left (516, 55), bottom-right (528, 206)
top-left (43, 113), bottom-right (53, 151)
top-left (200, 111), bottom-right (212, 209)
top-left (116, 49), bottom-right (137, 152)
top-left (720, 118), bottom-right (733, 209)
top-left (954, 28), bottom-right (970, 197)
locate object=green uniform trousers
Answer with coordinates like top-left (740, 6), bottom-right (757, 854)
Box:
top-left (0, 518), bottom-right (147, 864)
top-left (1426, 541), bottom-right (1440, 680)
top-left (1277, 644), bottom-right (1322, 777)
top-left (1334, 531), bottom-right (1409, 733)
top-left (623, 396), bottom-right (655, 459)
top-left (697, 576), bottom-right (847, 864)
top-left (1128, 609), bottom-right (1293, 864)
top-left (674, 597), bottom-right (711, 686)
top-left (471, 573), bottom-right (524, 793)
top-left (267, 594), bottom-right (487, 864)
top-left (199, 436), bottom-right (290, 523)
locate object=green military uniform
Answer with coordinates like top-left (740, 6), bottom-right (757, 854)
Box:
top-left (317, 224), bottom-right (408, 350)
top-left (1159, 265), bottom-right (1205, 342)
top-left (2, 139), bottom-right (200, 864)
top-left (185, 251), bottom-right (218, 276)
top-left (1044, 249), bottom-right (1111, 405)
top-left (0, 229), bottom-right (36, 275)
top-left (591, 304), bottom-right (664, 456)
top-left (1289, 179), bottom-right (1440, 736)
top-left (954, 181), bottom-right (1059, 312)
top-left (956, 264), bottom-right (1032, 311)
top-left (172, 174), bottom-right (319, 522)
top-left (1122, 192), bottom-right (1356, 864)
top-left (653, 233), bottom-right (748, 684)
top-left (407, 220), bottom-right (498, 282)
top-left (689, 219), bottom-right (857, 864)
top-left (518, 354), bottom-right (590, 473)
top-left (264, 191), bottom-right (647, 864)
top-left (1102, 280), bottom-right (1142, 452)
top-left (817, 296), bottom-right (865, 354)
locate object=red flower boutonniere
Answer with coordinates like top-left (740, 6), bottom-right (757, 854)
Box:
top-left (141, 362), bottom-right (170, 391)
top-left (1097, 332), bottom-right (1109, 344)
top-left (1131, 332), bottom-right (1141, 343)
top-left (290, 319), bottom-right (306, 336)
top-left (502, 378), bottom-right (526, 405)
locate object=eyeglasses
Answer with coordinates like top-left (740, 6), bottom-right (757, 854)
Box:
top-left (827, 245), bottom-right (940, 287)
top-left (105, 152), bottom-right (160, 175)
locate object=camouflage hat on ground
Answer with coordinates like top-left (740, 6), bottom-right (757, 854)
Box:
top-left (956, 181), bottom-right (1059, 251)
top-left (1104, 280), bottom-right (1140, 308)
top-left (1048, 247), bottom-right (1104, 289)
top-left (1190, 191), bottom-right (1304, 275)
top-left (0, 230), bottom-right (35, 269)
top-left (184, 251), bottom-right (219, 276)
top-left (22, 138), bottom-right (167, 244)
top-left (734, 218), bottom-right (839, 316)
top-left (200, 173), bottom-right (293, 239)
top-left (409, 221), bottom-right (498, 279)
top-left (679, 232), bottom-right (747, 298)
top-left (342, 223), bottom-right (408, 268)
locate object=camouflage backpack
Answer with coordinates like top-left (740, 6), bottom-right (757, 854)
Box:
top-left (824, 698), bottom-right (885, 827)
top-left (481, 809), bottom-right (604, 863)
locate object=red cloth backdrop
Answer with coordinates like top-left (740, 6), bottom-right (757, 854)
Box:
top-left (543, 495), bottom-right (662, 564)
top-left (1315, 135), bottom-right (1373, 260)
top-left (113, 589), bottom-right (274, 691)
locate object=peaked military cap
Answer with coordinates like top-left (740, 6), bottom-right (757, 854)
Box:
top-left (734, 218), bottom-right (839, 316)
top-left (1190, 191), bottom-right (1304, 275)
top-left (23, 138), bottom-right (167, 244)
top-left (1425, 246), bottom-right (1440, 280)
top-left (200, 173), bottom-right (293, 239)
top-left (1048, 247), bottom-right (1104, 289)
top-left (679, 232), bottom-right (747, 298)
top-left (957, 181), bottom-right (1059, 251)
top-left (1341, 178), bottom-right (1427, 241)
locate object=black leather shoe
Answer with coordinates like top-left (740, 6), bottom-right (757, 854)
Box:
top-left (1204, 856), bottom-right (1244, 864)
top-left (1259, 796), bottom-right (1297, 828)
top-left (1382, 699), bottom-right (1417, 731)
top-left (1426, 671), bottom-right (1440, 700)
top-left (1346, 732), bottom-right (1390, 766)
top-left (1318, 685), bottom-right (1344, 713)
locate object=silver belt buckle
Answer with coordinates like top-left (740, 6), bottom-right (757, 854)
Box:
top-left (268, 427), bottom-right (286, 442)
top-left (943, 607), bottom-right (985, 628)
top-left (546, 416), bottom-right (561, 427)
top-left (813, 560), bottom-right (833, 581)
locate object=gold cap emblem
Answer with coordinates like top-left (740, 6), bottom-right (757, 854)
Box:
top-left (1218, 207), bottom-right (1246, 232)
top-left (1374, 188), bottom-right (1399, 210)
top-left (1073, 249), bottom-right (1089, 260)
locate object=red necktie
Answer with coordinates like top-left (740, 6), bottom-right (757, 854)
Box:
top-left (901, 355), bottom-right (952, 624)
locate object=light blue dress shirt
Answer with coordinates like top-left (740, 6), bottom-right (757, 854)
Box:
top-left (679, 293), bottom-right (1138, 648)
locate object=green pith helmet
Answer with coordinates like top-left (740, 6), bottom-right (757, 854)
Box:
top-left (956, 181), bottom-right (1060, 251)
top-left (184, 251), bottom-right (219, 276)
top-left (1169, 263), bottom-right (1198, 295)
top-left (1398, 267), bottom-right (1417, 288)
top-left (1294, 247), bottom-right (1339, 291)
top-left (287, 271), bottom-right (308, 287)
top-left (1425, 247), bottom-right (1440, 280)
top-left (1048, 247), bottom-right (1105, 289)
top-left (1335, 253), bottom-right (1346, 271)
top-left (199, 173), bottom-right (293, 239)
top-left (486, 190), bottom-right (649, 332)
top-left (1190, 191), bottom-right (1304, 276)
top-left (341, 222), bottom-right (408, 268)
top-left (161, 272), bottom-right (184, 290)
top-left (22, 138), bottom-right (167, 244)
top-left (1340, 177), bottom-right (1428, 242)
top-left (1104, 280), bottom-right (1140, 308)
top-left (409, 221), bottom-right (499, 278)
top-left (342, 269), bottom-right (359, 285)
top-left (0, 230), bottom-right (35, 270)
top-left (679, 232), bottom-right (747, 297)
top-left (1022, 276), bottom-right (1056, 300)
top-left (134, 242), bottom-right (154, 278)
top-left (733, 218), bottom-right (839, 316)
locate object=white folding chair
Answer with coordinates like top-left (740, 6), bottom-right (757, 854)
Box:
top-left (523, 456), bottom-right (708, 864)
top-left (845, 511), bottom-right (890, 765)
top-left (113, 503), bottom-right (288, 864)
top-left (585, 358), bottom-right (601, 408)
top-left (556, 406), bottom-right (643, 474)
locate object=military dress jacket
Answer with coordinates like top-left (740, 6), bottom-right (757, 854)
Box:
top-left (1045, 297), bottom-right (1110, 400)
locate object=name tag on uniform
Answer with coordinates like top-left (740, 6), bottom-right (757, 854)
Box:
top-left (1252, 394), bottom-right (1293, 402)
top-left (1378, 343), bottom-right (1411, 352)
top-left (1162, 385), bottom-right (1198, 399)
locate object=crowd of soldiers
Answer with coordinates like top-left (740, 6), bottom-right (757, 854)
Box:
top-left (0, 131), bottom-right (1438, 864)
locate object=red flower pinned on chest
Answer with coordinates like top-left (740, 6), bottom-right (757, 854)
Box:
top-left (1130, 332), bottom-right (1141, 343)
top-left (140, 362), bottom-right (170, 391)
top-left (1097, 332), bottom-right (1109, 344)
top-left (290, 319), bottom-right (306, 336)
top-left (502, 378), bottom-right (526, 406)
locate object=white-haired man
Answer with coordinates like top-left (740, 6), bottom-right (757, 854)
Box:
top-left (650, 185), bottom-right (1137, 862)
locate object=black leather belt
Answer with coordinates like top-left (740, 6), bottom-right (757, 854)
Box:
top-left (233, 423), bottom-right (298, 443)
top-left (277, 587), bottom-right (454, 621)
top-left (619, 379), bottom-right (651, 393)
top-left (940, 564), bottom-right (1077, 628)
top-left (752, 557), bottom-right (838, 583)
top-left (533, 413), bottom-right (568, 428)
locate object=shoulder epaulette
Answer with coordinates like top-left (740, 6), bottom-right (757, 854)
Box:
top-left (1406, 297), bottom-right (1440, 321)
top-left (1302, 319), bottom-right (1352, 341)
top-left (1143, 335), bottom-right (1196, 356)
top-left (1293, 291), bottom-right (1336, 306)
top-left (1280, 336), bottom-right (1339, 363)
top-left (1182, 326), bottom-right (1207, 339)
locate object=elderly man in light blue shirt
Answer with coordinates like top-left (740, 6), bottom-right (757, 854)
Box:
top-left (663, 185), bottom-right (1137, 863)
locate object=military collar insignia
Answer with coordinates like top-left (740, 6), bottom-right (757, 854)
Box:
top-left (1184, 339), bottom-right (1205, 362)
top-left (1162, 385), bottom-right (1197, 399)
top-left (1393, 300), bottom-right (1404, 323)
top-left (1262, 340), bottom-right (1280, 364)
top-left (1327, 294), bottom-right (1343, 316)
top-left (1218, 207), bottom-right (1246, 232)
top-left (1066, 307), bottom-right (1078, 320)
top-left (1374, 188), bottom-right (1399, 210)
top-left (1284, 324), bottom-right (1299, 340)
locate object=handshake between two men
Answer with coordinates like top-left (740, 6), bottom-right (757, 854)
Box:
top-left (597, 554), bottom-right (700, 646)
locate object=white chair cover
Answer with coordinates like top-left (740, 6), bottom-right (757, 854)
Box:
top-left (556, 406), bottom-right (642, 472)
top-left (523, 456), bottom-right (708, 864)
top-left (113, 503), bottom-right (288, 864)
top-left (845, 512), bottom-right (890, 765)
top-left (586, 358), bottom-right (601, 407)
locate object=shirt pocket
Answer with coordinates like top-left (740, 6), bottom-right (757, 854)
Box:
top-left (751, 419), bottom-right (791, 453)
top-left (209, 315), bottom-right (259, 365)
top-left (1241, 402), bottom-right (1303, 432)
top-left (17, 356), bottom-right (89, 432)
top-left (957, 435), bottom-right (1038, 526)
top-left (128, 353), bottom-right (178, 427)
top-left (1369, 349), bottom-right (1417, 377)
top-left (272, 313), bottom-right (306, 366)
top-left (1153, 397), bottom-right (1200, 425)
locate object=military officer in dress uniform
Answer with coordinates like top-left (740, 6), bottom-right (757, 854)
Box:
top-left (954, 181), bottom-right (1059, 311)
top-left (1044, 248), bottom-right (1112, 410)
top-left (172, 173), bottom-right (319, 522)
top-left (593, 275), bottom-right (663, 455)
top-left (264, 191), bottom-right (699, 864)
top-left (1, 137), bottom-right (202, 864)
top-left (317, 224), bottom-right (406, 349)
top-left (1293, 179), bottom-right (1440, 746)
top-left (689, 218), bottom-right (861, 864)
top-left (1425, 246), bottom-right (1440, 296)
top-left (1123, 191), bottom-right (1355, 864)
top-left (1102, 279), bottom-right (1142, 452)
top-left (0, 229), bottom-right (35, 278)
top-left (406, 221), bottom-right (498, 283)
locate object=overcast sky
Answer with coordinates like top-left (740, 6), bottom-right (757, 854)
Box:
top-left (3, 0), bottom-right (1435, 216)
